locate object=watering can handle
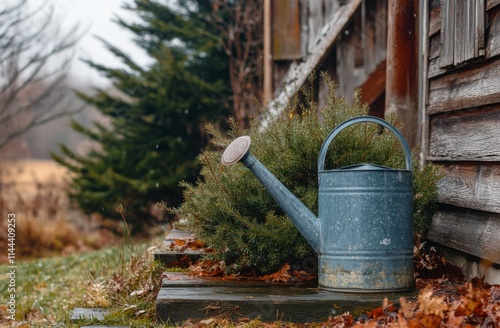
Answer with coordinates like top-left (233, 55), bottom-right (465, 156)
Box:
top-left (317, 116), bottom-right (412, 172)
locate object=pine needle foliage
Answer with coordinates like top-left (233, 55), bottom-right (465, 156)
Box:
top-left (177, 73), bottom-right (442, 274)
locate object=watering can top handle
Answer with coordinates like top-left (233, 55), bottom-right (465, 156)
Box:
top-left (317, 116), bottom-right (412, 172)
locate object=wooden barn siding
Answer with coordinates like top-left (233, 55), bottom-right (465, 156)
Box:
top-left (271, 0), bottom-right (387, 108)
top-left (271, 0), bottom-right (341, 93)
top-left (427, 208), bottom-right (500, 264)
top-left (426, 0), bottom-right (500, 265)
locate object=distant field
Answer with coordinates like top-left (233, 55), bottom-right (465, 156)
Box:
top-left (1, 159), bottom-right (69, 199)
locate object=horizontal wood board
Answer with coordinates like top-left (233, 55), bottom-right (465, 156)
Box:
top-left (429, 106), bottom-right (500, 161)
top-left (435, 163), bottom-right (500, 214)
top-left (427, 208), bottom-right (500, 264)
top-left (428, 57), bottom-right (500, 114)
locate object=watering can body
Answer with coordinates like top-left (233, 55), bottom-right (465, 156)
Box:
top-left (222, 116), bottom-right (414, 292)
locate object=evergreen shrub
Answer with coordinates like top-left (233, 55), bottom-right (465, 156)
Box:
top-left (176, 74), bottom-right (442, 274)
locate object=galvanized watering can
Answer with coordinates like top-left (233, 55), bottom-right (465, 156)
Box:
top-left (221, 116), bottom-right (414, 292)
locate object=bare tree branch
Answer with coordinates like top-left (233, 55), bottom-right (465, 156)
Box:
top-left (210, 0), bottom-right (263, 129)
top-left (0, 0), bottom-right (83, 149)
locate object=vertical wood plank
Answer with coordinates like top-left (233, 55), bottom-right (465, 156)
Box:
top-left (308, 0), bottom-right (324, 53)
top-left (463, 0), bottom-right (474, 61)
top-left (272, 0), bottom-right (302, 60)
top-left (263, 0), bottom-right (272, 103)
top-left (419, 0), bottom-right (430, 165)
top-left (375, 0), bottom-right (387, 65)
top-left (323, 0), bottom-right (339, 23)
top-left (336, 27), bottom-right (355, 102)
top-left (386, 0), bottom-right (419, 148)
top-left (353, 4), bottom-right (363, 69)
top-left (300, 0), bottom-right (309, 56)
top-left (363, 0), bottom-right (377, 75)
top-left (454, 0), bottom-right (464, 65)
top-left (476, 0), bottom-right (486, 55)
top-left (440, 0), bottom-right (455, 67)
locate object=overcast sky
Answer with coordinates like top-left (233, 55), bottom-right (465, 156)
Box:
top-left (47, 0), bottom-right (152, 87)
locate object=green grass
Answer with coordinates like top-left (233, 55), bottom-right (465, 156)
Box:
top-left (0, 241), bottom-right (168, 327)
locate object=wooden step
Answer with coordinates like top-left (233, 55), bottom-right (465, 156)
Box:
top-left (156, 272), bottom-right (416, 324)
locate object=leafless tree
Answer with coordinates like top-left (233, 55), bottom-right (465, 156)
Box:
top-left (0, 0), bottom-right (81, 149)
top-left (210, 0), bottom-right (263, 129)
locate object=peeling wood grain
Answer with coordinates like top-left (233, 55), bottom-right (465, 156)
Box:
top-left (427, 208), bottom-right (500, 264)
top-left (429, 106), bottom-right (500, 160)
top-left (434, 163), bottom-right (500, 214)
top-left (428, 57), bottom-right (500, 114)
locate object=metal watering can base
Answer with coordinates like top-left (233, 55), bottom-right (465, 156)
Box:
top-left (222, 116), bottom-right (415, 292)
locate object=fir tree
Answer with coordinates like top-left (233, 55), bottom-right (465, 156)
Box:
top-left (53, 0), bottom-right (231, 232)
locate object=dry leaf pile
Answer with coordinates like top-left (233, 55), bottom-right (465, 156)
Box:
top-left (326, 278), bottom-right (499, 327)
top-left (189, 259), bottom-right (226, 277)
top-left (259, 263), bottom-right (317, 283)
top-left (169, 238), bottom-right (206, 252)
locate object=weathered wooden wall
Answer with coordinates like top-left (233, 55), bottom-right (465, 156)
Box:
top-left (425, 0), bottom-right (500, 268)
top-left (269, 0), bottom-right (388, 114)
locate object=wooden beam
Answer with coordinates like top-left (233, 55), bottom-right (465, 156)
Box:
top-left (261, 0), bottom-right (362, 129)
top-left (359, 60), bottom-right (386, 106)
top-left (385, 0), bottom-right (419, 148)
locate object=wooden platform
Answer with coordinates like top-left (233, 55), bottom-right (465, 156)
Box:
top-left (154, 229), bottom-right (417, 324)
top-left (156, 272), bottom-right (416, 324)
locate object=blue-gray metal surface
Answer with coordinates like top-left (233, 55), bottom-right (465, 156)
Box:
top-left (316, 117), bottom-right (414, 292)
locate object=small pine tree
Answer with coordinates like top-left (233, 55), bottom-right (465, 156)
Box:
top-left (53, 0), bottom-right (231, 231)
top-left (176, 73), bottom-right (442, 274)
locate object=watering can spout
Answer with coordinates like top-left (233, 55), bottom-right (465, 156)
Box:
top-left (221, 136), bottom-right (320, 253)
